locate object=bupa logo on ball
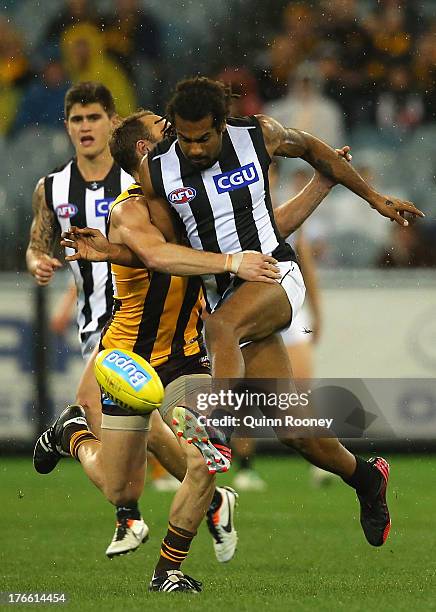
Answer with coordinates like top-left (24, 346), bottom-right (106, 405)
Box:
top-left (95, 198), bottom-right (114, 217)
top-left (213, 162), bottom-right (259, 194)
top-left (103, 351), bottom-right (151, 390)
top-left (56, 203), bottom-right (78, 219)
top-left (168, 186), bottom-right (196, 204)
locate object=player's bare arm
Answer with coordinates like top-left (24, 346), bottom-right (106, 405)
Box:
top-left (62, 195), bottom-right (281, 283)
top-left (61, 225), bottom-right (142, 266)
top-left (273, 146), bottom-right (352, 237)
top-left (257, 114), bottom-right (424, 226)
top-left (26, 178), bottom-right (62, 285)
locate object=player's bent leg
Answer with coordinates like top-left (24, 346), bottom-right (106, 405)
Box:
top-left (155, 365), bottom-right (238, 569)
top-left (100, 412), bottom-right (150, 558)
top-left (33, 404), bottom-right (94, 474)
top-left (160, 373), bottom-right (232, 474)
top-left (205, 280), bottom-right (293, 378)
top-left (243, 336), bottom-right (391, 546)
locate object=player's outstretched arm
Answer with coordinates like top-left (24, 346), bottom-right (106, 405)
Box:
top-left (26, 178), bottom-right (62, 285)
top-left (257, 114), bottom-right (425, 226)
top-left (109, 197), bottom-right (281, 282)
top-left (138, 156), bottom-right (280, 281)
top-left (62, 198), bottom-right (281, 282)
top-left (273, 146), bottom-right (352, 237)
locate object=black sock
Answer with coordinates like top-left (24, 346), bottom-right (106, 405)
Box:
top-left (343, 456), bottom-right (381, 497)
top-left (116, 502), bottom-right (141, 521)
top-left (155, 523), bottom-right (195, 576)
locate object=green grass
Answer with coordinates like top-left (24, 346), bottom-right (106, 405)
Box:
top-left (1, 455), bottom-right (436, 611)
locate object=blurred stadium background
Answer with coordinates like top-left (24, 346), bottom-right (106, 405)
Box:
top-left (1, 0), bottom-right (435, 448)
top-left (1, 0), bottom-right (436, 607)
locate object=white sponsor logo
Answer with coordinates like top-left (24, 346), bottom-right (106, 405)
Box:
top-left (105, 352), bottom-right (149, 389)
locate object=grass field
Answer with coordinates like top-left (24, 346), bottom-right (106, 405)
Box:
top-left (1, 455), bottom-right (436, 611)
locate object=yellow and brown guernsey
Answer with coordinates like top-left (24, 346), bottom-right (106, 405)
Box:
top-left (101, 183), bottom-right (205, 368)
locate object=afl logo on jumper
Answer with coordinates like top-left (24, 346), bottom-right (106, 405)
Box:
top-left (56, 203), bottom-right (78, 219)
top-left (214, 162), bottom-right (259, 194)
top-left (168, 187), bottom-right (197, 204)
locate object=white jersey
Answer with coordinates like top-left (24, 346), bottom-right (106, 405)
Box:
top-left (148, 115), bottom-right (296, 305)
top-left (45, 158), bottom-right (132, 344)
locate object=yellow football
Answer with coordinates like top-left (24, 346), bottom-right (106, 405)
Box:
top-left (94, 348), bottom-right (164, 414)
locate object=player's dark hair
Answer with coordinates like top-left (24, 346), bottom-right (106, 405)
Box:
top-left (64, 82), bottom-right (116, 119)
top-left (110, 109), bottom-right (156, 175)
top-left (163, 77), bottom-right (233, 137)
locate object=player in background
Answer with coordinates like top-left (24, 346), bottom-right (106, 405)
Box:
top-left (277, 166), bottom-right (338, 487)
top-left (26, 81), bottom-right (131, 436)
top-left (231, 161), bottom-right (325, 492)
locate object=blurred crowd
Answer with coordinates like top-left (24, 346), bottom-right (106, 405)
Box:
top-left (0, 0), bottom-right (435, 269)
top-left (0, 0), bottom-right (161, 134)
top-left (1, 0), bottom-right (434, 137)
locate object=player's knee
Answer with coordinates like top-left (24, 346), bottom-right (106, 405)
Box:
top-left (205, 314), bottom-right (238, 344)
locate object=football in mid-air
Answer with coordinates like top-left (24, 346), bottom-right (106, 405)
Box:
top-left (94, 348), bottom-right (164, 414)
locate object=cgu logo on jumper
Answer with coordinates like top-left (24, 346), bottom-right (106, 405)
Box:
top-left (168, 186), bottom-right (197, 205)
top-left (56, 203), bottom-right (78, 219)
top-left (214, 162), bottom-right (259, 194)
top-left (95, 198), bottom-right (114, 217)
top-left (103, 351), bottom-right (151, 390)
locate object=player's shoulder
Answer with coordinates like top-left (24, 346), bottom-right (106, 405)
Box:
top-left (111, 182), bottom-right (143, 207)
top-left (226, 115), bottom-right (260, 129)
top-left (46, 157), bottom-right (74, 179)
top-left (110, 182), bottom-right (147, 220)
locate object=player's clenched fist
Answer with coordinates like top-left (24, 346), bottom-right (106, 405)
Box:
top-left (33, 254), bottom-right (62, 286)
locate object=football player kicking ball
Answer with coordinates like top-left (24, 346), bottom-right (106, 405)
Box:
top-left (138, 78), bottom-right (424, 552)
top-left (60, 110), bottom-right (350, 592)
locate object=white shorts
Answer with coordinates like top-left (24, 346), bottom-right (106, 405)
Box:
top-left (275, 261), bottom-right (306, 329)
top-left (210, 260), bottom-right (306, 332)
top-left (281, 306), bottom-right (311, 346)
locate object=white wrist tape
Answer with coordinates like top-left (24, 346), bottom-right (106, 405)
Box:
top-left (224, 252), bottom-right (244, 274)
